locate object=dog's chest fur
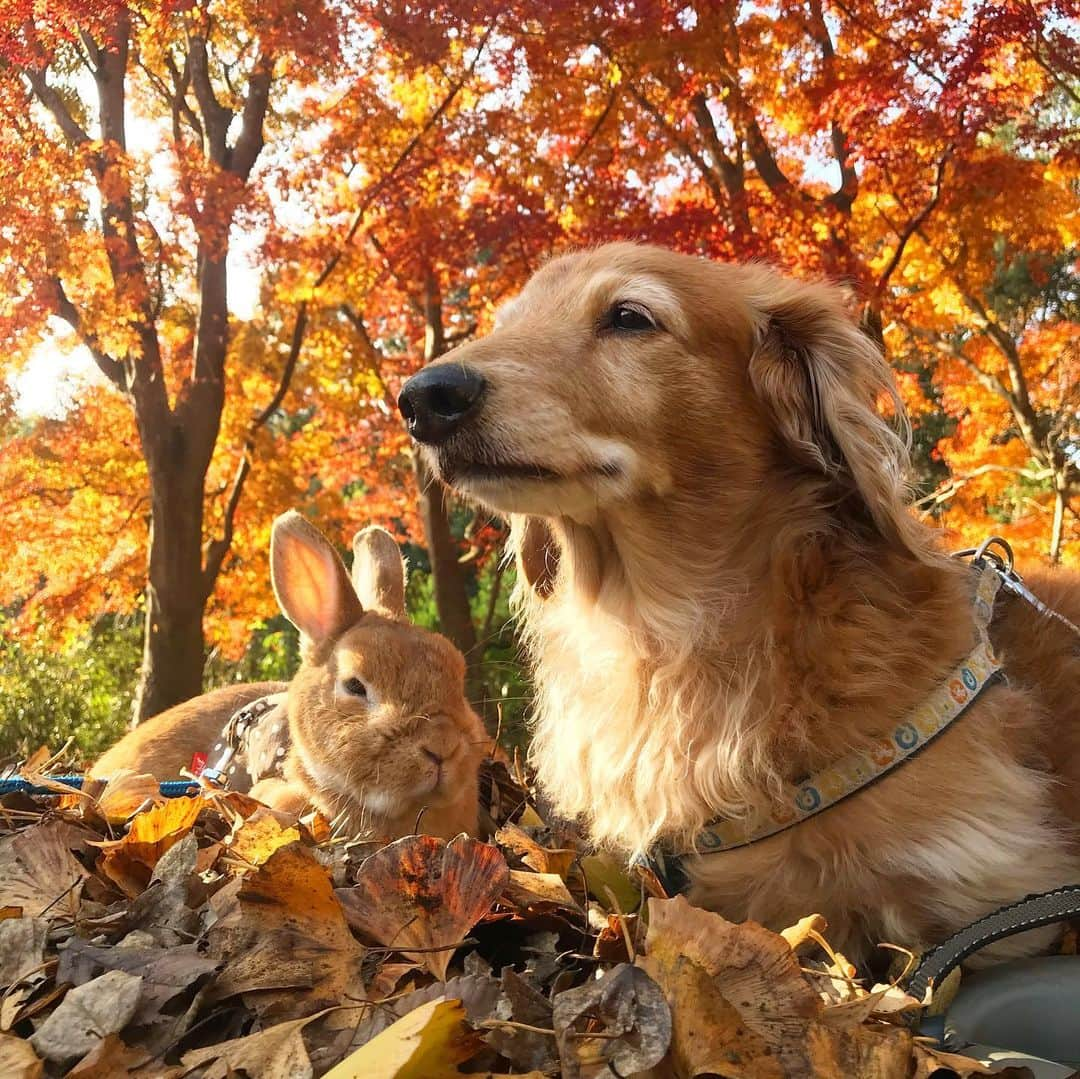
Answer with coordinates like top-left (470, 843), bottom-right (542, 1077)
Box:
top-left (523, 562), bottom-right (1080, 963)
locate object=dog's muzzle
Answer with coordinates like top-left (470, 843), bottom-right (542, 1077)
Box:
top-left (398, 364), bottom-right (486, 445)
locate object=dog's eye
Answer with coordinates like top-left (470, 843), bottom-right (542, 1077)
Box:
top-left (608, 302), bottom-right (657, 332)
top-left (342, 677), bottom-right (368, 699)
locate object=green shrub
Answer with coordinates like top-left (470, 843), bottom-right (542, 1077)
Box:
top-left (0, 556), bottom-right (532, 767)
top-left (0, 615), bottom-right (141, 766)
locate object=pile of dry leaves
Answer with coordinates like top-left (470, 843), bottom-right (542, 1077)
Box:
top-left (0, 754), bottom-right (1028, 1078)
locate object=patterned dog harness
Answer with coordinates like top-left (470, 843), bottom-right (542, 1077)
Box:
top-left (639, 536), bottom-right (1055, 895)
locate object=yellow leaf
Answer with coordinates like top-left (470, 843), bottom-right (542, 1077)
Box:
top-left (225, 808), bottom-right (302, 867)
top-left (324, 998), bottom-right (482, 1079)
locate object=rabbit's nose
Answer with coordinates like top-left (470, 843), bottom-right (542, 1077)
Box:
top-left (398, 364), bottom-right (486, 444)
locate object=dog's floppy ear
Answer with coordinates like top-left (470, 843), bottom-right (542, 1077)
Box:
top-left (510, 515), bottom-right (559, 599)
top-left (747, 280), bottom-right (925, 556)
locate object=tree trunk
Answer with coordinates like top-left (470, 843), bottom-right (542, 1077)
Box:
top-left (1049, 481), bottom-right (1066, 565)
top-left (133, 468), bottom-right (208, 723)
top-left (415, 454), bottom-right (479, 662)
top-left (418, 269), bottom-right (480, 679)
top-left (27, 17), bottom-right (276, 726)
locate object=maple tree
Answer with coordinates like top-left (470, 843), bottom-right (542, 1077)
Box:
top-left (0, 3), bottom-right (538, 720)
top-left (483, 0), bottom-right (1079, 560)
top-left (0, 2), bottom-right (348, 719)
top-left (1, 0), bottom-right (1076, 731)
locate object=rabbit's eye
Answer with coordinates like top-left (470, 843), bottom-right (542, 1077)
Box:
top-left (342, 676), bottom-right (368, 699)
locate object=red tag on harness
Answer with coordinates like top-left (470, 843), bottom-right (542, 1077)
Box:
top-left (189, 752), bottom-right (208, 776)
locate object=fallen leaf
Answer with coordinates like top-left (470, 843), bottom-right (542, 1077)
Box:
top-left (92, 772), bottom-right (165, 825)
top-left (224, 808), bottom-right (302, 867)
top-left (341, 971), bottom-right (505, 1057)
top-left (0, 821), bottom-right (90, 919)
top-left (125, 832), bottom-right (201, 946)
top-left (593, 912), bottom-right (638, 963)
top-left (96, 796), bottom-right (203, 897)
top-left (909, 1043), bottom-right (1032, 1078)
top-left (29, 969), bottom-right (143, 1063)
top-left (0, 918), bottom-right (48, 988)
top-left (181, 1010), bottom-right (326, 1079)
top-left (485, 967), bottom-right (558, 1073)
top-left (552, 963), bottom-right (671, 1079)
top-left (21, 747), bottom-right (51, 774)
top-left (324, 998), bottom-right (483, 1079)
top-left (0, 1032), bottom-right (43, 1078)
top-left (821, 987), bottom-right (889, 1028)
top-left (55, 938), bottom-right (218, 1025)
top-left (925, 962), bottom-right (962, 1016)
top-left (644, 895), bottom-right (821, 1071)
top-left (517, 805), bottom-right (546, 828)
top-left (807, 1021), bottom-right (917, 1077)
top-left (338, 835), bottom-right (508, 980)
top-left (780, 913), bottom-right (830, 952)
top-left (867, 982), bottom-right (922, 1018)
top-left (643, 898), bottom-right (918, 1078)
top-left (503, 870), bottom-right (581, 912)
top-left (639, 941), bottom-right (780, 1077)
top-left (580, 852), bottom-right (640, 914)
top-left (495, 822), bottom-right (576, 877)
top-left (64, 1033), bottom-right (152, 1078)
top-left (208, 841), bottom-right (364, 1020)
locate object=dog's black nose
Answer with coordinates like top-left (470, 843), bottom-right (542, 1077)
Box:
top-left (398, 365), bottom-right (486, 444)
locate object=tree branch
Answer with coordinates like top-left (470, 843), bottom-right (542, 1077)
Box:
top-left (49, 277), bottom-right (127, 388)
top-left (618, 73), bottom-right (731, 210)
top-left (689, 92), bottom-right (745, 199)
top-left (202, 302), bottom-right (308, 594)
top-left (228, 52), bottom-right (272, 179)
top-left (187, 33), bottom-right (232, 164)
top-left (956, 286), bottom-right (1046, 459)
top-left (340, 303), bottom-right (397, 409)
top-left (572, 86), bottom-right (618, 163)
top-left (163, 52), bottom-right (204, 143)
top-left (315, 16), bottom-right (499, 291)
top-left (23, 67), bottom-right (92, 149)
top-left (875, 147), bottom-right (951, 293)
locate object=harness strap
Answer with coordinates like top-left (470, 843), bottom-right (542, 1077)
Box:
top-left (201, 692), bottom-right (287, 788)
top-left (955, 536), bottom-right (1080, 640)
top-left (905, 885), bottom-right (1080, 1002)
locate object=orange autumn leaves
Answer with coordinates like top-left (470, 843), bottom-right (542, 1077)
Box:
top-left (0, 760), bottom-right (1006, 1078)
top-left (0, 0), bottom-right (1077, 668)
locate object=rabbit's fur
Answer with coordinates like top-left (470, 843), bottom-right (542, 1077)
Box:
top-left (94, 513), bottom-right (488, 842)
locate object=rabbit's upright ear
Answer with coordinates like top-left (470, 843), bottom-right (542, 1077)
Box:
top-left (271, 511), bottom-right (364, 646)
top-left (351, 525), bottom-right (407, 618)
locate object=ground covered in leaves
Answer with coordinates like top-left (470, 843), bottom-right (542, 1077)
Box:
top-left (0, 755), bottom-right (1031, 1078)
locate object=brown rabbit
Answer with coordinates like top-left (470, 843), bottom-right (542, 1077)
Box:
top-left (93, 513), bottom-right (488, 841)
top-left (89, 681), bottom-right (287, 785)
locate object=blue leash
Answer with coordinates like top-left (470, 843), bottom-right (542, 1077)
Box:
top-left (0, 775), bottom-right (200, 798)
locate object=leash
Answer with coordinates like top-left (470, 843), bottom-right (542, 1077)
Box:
top-left (906, 885), bottom-right (1080, 1001)
top-left (1, 693), bottom-right (288, 803)
top-left (0, 775), bottom-right (200, 798)
top-left (952, 535), bottom-right (1080, 639)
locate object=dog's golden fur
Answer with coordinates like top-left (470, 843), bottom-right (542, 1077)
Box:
top-left (409, 242), bottom-right (1080, 963)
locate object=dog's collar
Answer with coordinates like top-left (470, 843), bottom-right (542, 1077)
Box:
top-left (638, 555), bottom-right (1006, 894)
